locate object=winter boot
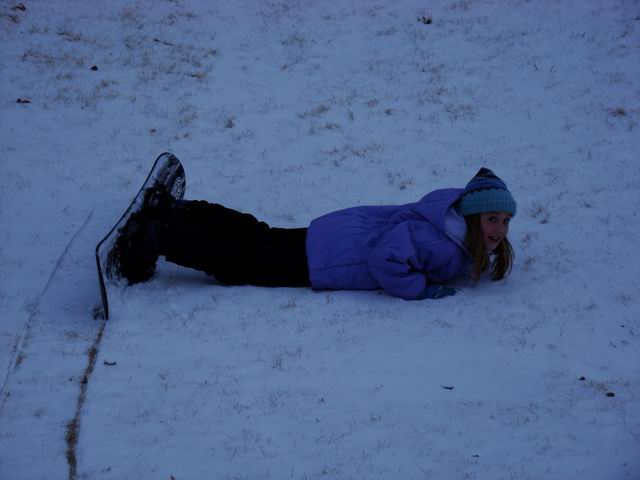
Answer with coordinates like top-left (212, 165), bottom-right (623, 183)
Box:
top-left (115, 214), bottom-right (164, 284)
top-left (141, 182), bottom-right (178, 221)
top-left (114, 183), bottom-right (176, 284)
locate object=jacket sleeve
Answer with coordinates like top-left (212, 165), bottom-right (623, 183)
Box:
top-left (367, 221), bottom-right (452, 300)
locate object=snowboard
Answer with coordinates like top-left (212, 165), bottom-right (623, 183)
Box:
top-left (95, 152), bottom-right (186, 319)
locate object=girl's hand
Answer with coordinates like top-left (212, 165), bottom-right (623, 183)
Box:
top-left (420, 285), bottom-right (457, 300)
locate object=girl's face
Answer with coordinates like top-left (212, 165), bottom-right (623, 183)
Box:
top-left (479, 212), bottom-right (512, 252)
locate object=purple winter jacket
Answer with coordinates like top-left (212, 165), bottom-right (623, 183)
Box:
top-left (305, 188), bottom-right (471, 300)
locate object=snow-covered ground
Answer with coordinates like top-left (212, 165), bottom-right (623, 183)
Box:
top-left (1, 0), bottom-right (639, 478)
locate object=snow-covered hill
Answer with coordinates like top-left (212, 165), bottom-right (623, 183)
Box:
top-left (1, 1), bottom-right (639, 478)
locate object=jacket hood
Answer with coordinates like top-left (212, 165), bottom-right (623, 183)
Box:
top-left (417, 187), bottom-right (465, 226)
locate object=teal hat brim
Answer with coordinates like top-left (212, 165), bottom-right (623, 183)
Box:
top-left (459, 188), bottom-right (517, 216)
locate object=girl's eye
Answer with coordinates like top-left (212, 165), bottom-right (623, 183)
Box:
top-left (489, 216), bottom-right (497, 222)
top-left (504, 218), bottom-right (511, 225)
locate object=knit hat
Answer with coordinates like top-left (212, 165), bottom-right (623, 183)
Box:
top-left (458, 168), bottom-right (517, 216)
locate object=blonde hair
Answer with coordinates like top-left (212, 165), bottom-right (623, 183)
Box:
top-left (464, 214), bottom-right (514, 282)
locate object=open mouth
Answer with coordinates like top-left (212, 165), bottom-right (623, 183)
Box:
top-left (489, 236), bottom-right (501, 242)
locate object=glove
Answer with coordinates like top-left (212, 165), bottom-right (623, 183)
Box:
top-left (419, 285), bottom-right (457, 300)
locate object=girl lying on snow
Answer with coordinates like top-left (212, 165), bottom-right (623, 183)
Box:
top-left (116, 167), bottom-right (516, 300)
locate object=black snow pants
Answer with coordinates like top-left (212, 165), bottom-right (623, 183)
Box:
top-left (160, 199), bottom-right (311, 287)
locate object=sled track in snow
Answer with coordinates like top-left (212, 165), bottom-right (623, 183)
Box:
top-left (0, 209), bottom-right (94, 414)
top-left (65, 318), bottom-right (106, 480)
